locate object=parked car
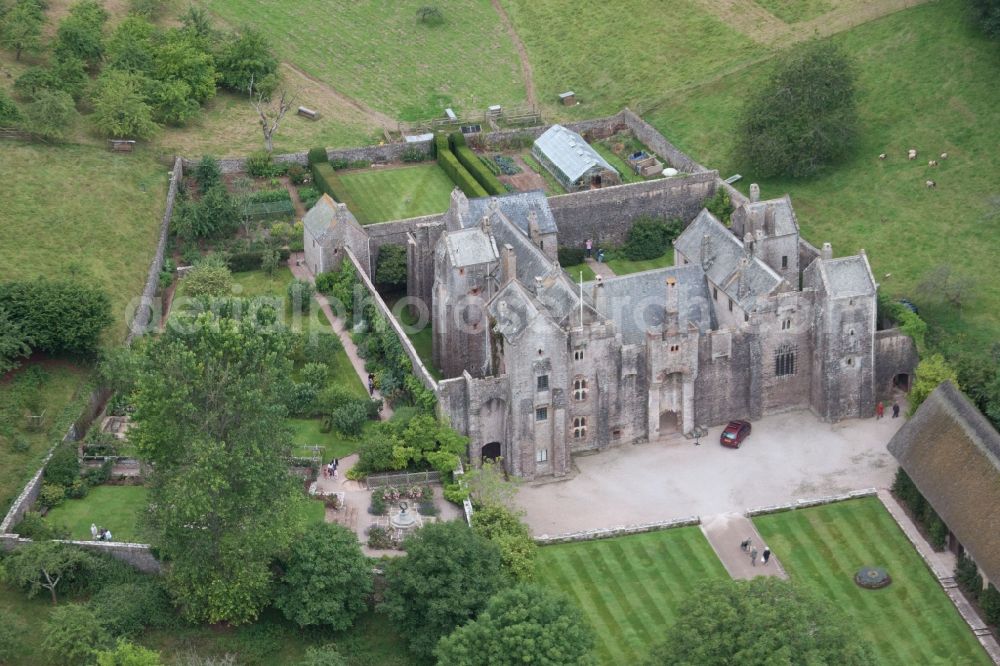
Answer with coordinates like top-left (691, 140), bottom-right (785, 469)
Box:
top-left (720, 420), bottom-right (752, 448)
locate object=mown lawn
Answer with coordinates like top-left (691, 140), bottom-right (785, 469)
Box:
top-left (607, 251), bottom-right (674, 276)
top-left (591, 142), bottom-right (645, 184)
top-left (287, 418), bottom-right (375, 461)
top-left (754, 498), bottom-right (989, 665)
top-left (335, 165), bottom-right (456, 224)
top-left (0, 143), bottom-right (168, 344)
top-left (755, 0), bottom-right (835, 23)
top-left (204, 0), bottom-right (525, 120)
top-left (44, 486), bottom-right (150, 543)
top-left (647, 0), bottom-right (1000, 359)
top-left (561, 262), bottom-right (598, 282)
top-left (536, 527), bottom-right (728, 664)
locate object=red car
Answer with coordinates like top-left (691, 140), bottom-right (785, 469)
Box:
top-left (720, 420), bottom-right (752, 448)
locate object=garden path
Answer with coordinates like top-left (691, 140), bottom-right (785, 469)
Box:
top-left (700, 512), bottom-right (788, 581)
top-left (288, 254), bottom-right (394, 421)
top-left (283, 176), bottom-right (307, 218)
top-left (490, 0), bottom-right (537, 108)
top-left (585, 257), bottom-right (616, 279)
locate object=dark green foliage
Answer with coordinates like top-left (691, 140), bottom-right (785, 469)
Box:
top-left (401, 146), bottom-right (427, 162)
top-left (215, 27), bottom-right (278, 95)
top-left (5, 541), bottom-right (91, 604)
top-left (982, 584), bottom-right (1000, 625)
top-left (42, 603), bottom-right (112, 665)
top-left (194, 155), bottom-right (222, 193)
top-left (384, 521), bottom-right (508, 659)
top-left (298, 186), bottom-right (320, 209)
top-left (893, 468), bottom-right (948, 550)
top-left (247, 151), bottom-right (274, 178)
top-left (375, 244), bottom-right (407, 289)
top-left (436, 133), bottom-right (488, 197)
top-left (0, 88), bottom-right (22, 125)
top-left (184, 258), bottom-right (233, 298)
top-left (416, 5), bottom-right (444, 25)
top-left (311, 162), bottom-right (339, 199)
top-left (298, 645), bottom-right (348, 666)
top-left (275, 523), bottom-right (373, 629)
top-left (314, 271), bottom-right (337, 294)
top-left (645, 578), bottom-right (875, 665)
top-left (0, 0), bottom-right (45, 61)
top-left (287, 164), bottom-right (307, 185)
top-left (0, 306), bottom-right (32, 375)
top-left (355, 434), bottom-right (399, 475)
top-left (705, 187), bottom-right (734, 226)
top-left (622, 216), bottom-right (682, 260)
top-left (451, 132), bottom-right (505, 195)
top-left (14, 510), bottom-right (70, 540)
top-left (734, 41), bottom-right (859, 178)
top-left (91, 69), bottom-right (158, 139)
top-left (970, 0), bottom-right (1000, 38)
top-left (173, 186), bottom-right (241, 240)
top-left (329, 156), bottom-right (349, 169)
top-left (330, 401), bottom-right (368, 437)
top-left (877, 292), bottom-right (928, 353)
top-left (287, 278), bottom-right (315, 313)
top-left (38, 482), bottom-right (66, 508)
top-left (53, 0), bottom-right (108, 69)
top-left (104, 15), bottom-right (155, 75)
top-left (307, 147), bottom-right (328, 165)
top-left (955, 552), bottom-right (983, 600)
top-left (22, 88), bottom-right (78, 140)
top-left (435, 583), bottom-right (594, 665)
top-left (471, 505), bottom-right (537, 581)
top-left (45, 442), bottom-right (81, 486)
top-left (89, 579), bottom-right (175, 636)
top-left (152, 29), bottom-right (216, 105)
top-left (557, 247), bottom-right (586, 267)
top-left (247, 188), bottom-right (291, 203)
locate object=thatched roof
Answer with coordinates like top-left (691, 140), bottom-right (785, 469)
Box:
top-left (887, 381), bottom-right (1000, 582)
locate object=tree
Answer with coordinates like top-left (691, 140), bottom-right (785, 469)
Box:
top-left (92, 70), bottom-right (158, 139)
top-left (179, 5), bottom-right (215, 41)
top-left (127, 0), bottom-right (166, 20)
top-left (53, 0), bottom-right (109, 69)
top-left (435, 583), bottom-right (594, 665)
top-left (42, 603), bottom-right (112, 665)
top-left (275, 523), bottom-right (373, 629)
top-left (152, 29), bottom-right (217, 105)
top-left (194, 154), bottom-right (222, 192)
top-left (622, 216), bottom-right (682, 260)
top-left (465, 459), bottom-right (520, 508)
top-left (970, 0), bottom-right (1000, 38)
top-left (105, 15), bottom-right (156, 74)
top-left (297, 646), bottom-right (347, 666)
top-left (261, 248), bottom-right (281, 277)
top-left (918, 264), bottom-right (974, 311)
top-left (734, 41), bottom-right (859, 178)
top-left (4, 541), bottom-right (89, 605)
top-left (471, 505), bottom-right (537, 581)
top-left (216, 27), bottom-right (278, 95)
top-left (23, 88), bottom-right (78, 140)
top-left (0, 88), bottom-right (21, 125)
top-left (0, 306), bottom-right (32, 375)
top-left (251, 84), bottom-right (296, 153)
top-left (375, 244), bottom-right (408, 289)
top-left (287, 278), bottom-right (315, 314)
top-left (644, 578), bottom-right (875, 665)
top-left (0, 0), bottom-right (45, 61)
top-left (96, 640), bottom-right (163, 666)
top-left (909, 354), bottom-right (960, 415)
top-left (131, 311), bottom-right (299, 624)
top-left (147, 77), bottom-right (201, 125)
top-left (0, 278), bottom-right (112, 355)
top-left (383, 520), bottom-right (508, 659)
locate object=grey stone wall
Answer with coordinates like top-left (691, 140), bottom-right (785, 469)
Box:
top-left (875, 328), bottom-right (918, 401)
top-left (181, 141), bottom-right (434, 175)
top-left (619, 109), bottom-right (709, 174)
top-left (547, 171), bottom-right (718, 249)
top-left (0, 536), bottom-right (161, 574)
top-left (366, 212), bottom-right (446, 276)
top-left (535, 515), bottom-right (700, 545)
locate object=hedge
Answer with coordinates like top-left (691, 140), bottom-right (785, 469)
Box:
top-left (436, 134), bottom-right (487, 198)
top-left (310, 162), bottom-right (368, 223)
top-left (307, 147), bottom-right (328, 165)
top-left (450, 133), bottom-right (505, 195)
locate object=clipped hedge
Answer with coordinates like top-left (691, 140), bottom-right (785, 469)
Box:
top-left (307, 147), bottom-right (328, 165)
top-left (311, 162), bottom-right (341, 201)
top-left (436, 134), bottom-right (487, 198)
top-left (450, 132), bottom-right (504, 195)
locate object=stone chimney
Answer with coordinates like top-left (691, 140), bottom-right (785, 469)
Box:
top-left (591, 275), bottom-right (605, 312)
top-left (501, 244), bottom-right (516, 284)
top-left (821, 242), bottom-right (833, 261)
top-left (534, 275), bottom-right (543, 293)
top-left (527, 210), bottom-right (541, 244)
top-left (665, 276), bottom-right (680, 335)
top-left (749, 183), bottom-right (761, 203)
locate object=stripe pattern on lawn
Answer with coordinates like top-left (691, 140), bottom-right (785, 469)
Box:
top-left (536, 526), bottom-right (728, 664)
top-left (335, 164), bottom-right (455, 225)
top-left (754, 498), bottom-right (990, 665)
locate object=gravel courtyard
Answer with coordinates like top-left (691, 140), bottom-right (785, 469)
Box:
top-left (514, 408), bottom-right (905, 537)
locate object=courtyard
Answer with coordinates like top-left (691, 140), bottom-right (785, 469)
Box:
top-left (515, 408), bottom-right (904, 536)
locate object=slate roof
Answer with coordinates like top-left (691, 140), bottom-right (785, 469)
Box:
top-left (488, 279), bottom-right (542, 342)
top-left (444, 227), bottom-right (498, 267)
top-left (303, 194), bottom-right (352, 243)
top-left (673, 209), bottom-right (784, 311)
top-left (739, 196), bottom-right (798, 237)
top-left (887, 381), bottom-right (1000, 584)
top-left (533, 124), bottom-right (617, 183)
top-left (464, 191), bottom-right (558, 236)
top-left (817, 256), bottom-right (876, 299)
top-left (590, 265), bottom-right (714, 345)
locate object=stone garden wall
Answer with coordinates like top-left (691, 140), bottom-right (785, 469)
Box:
top-left (534, 515), bottom-right (701, 545)
top-left (744, 488), bottom-right (877, 517)
top-left (181, 141), bottom-right (435, 175)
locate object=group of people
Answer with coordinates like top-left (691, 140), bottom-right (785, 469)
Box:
top-left (740, 537), bottom-right (771, 567)
top-left (324, 458), bottom-right (340, 479)
top-left (89, 523), bottom-right (113, 541)
top-left (584, 239), bottom-right (605, 264)
top-left (875, 401), bottom-right (900, 419)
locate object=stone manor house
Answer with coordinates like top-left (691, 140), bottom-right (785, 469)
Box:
top-left (304, 112), bottom-right (916, 480)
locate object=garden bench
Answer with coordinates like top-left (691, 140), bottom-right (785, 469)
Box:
top-left (297, 106), bottom-right (320, 121)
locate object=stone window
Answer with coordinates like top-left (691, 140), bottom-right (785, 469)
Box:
top-left (669, 344), bottom-right (679, 352)
top-left (728, 298), bottom-right (734, 312)
top-left (781, 318), bottom-right (792, 330)
top-left (782, 255), bottom-right (788, 269)
top-left (612, 428), bottom-right (622, 440)
top-left (573, 417), bottom-right (587, 439)
top-left (537, 375), bottom-right (549, 391)
top-left (846, 357), bottom-right (854, 366)
top-left (460, 268), bottom-right (465, 275)
top-left (470, 286), bottom-right (480, 296)
top-left (536, 448), bottom-right (548, 463)
top-left (713, 287), bottom-right (718, 301)
top-left (535, 407), bottom-right (548, 422)
top-left (573, 378), bottom-right (587, 401)
top-left (312, 239), bottom-right (316, 248)
top-left (744, 313), bottom-right (749, 322)
top-left (574, 348), bottom-right (585, 361)
top-left (775, 344), bottom-right (797, 377)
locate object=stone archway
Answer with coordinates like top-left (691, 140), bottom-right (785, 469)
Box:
top-left (893, 373), bottom-right (910, 392)
top-left (659, 410), bottom-right (680, 433)
top-left (481, 441), bottom-right (502, 462)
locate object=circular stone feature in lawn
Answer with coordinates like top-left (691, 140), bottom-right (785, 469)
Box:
top-left (855, 566), bottom-right (892, 589)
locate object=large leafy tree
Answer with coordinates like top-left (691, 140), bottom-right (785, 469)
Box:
top-left (53, 0), bottom-right (109, 69)
top-left (0, 306), bottom-right (32, 375)
top-left (383, 520), bottom-right (508, 660)
top-left (908, 354), bottom-right (960, 415)
top-left (0, 0), bottom-right (45, 61)
top-left (91, 69), bottom-right (158, 139)
top-left (734, 41), bottom-right (859, 179)
top-left (375, 244), bottom-right (408, 289)
top-left (274, 523), bottom-right (373, 629)
top-left (970, 0), bottom-right (1000, 38)
top-left (0, 278), bottom-right (111, 355)
top-left (23, 88), bottom-right (78, 140)
top-left (152, 29), bottom-right (216, 105)
top-left (644, 578), bottom-right (875, 665)
top-left (4, 541), bottom-right (90, 605)
top-left (131, 310), bottom-right (299, 624)
top-left (105, 15), bottom-right (157, 74)
top-left (471, 504), bottom-right (537, 581)
top-left (42, 604), bottom-right (111, 665)
top-left (435, 584), bottom-right (594, 666)
top-left (216, 27), bottom-right (279, 95)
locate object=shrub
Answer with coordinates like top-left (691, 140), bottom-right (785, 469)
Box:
top-left (307, 147), bottom-right (328, 165)
top-left (375, 245), bottom-right (408, 289)
top-left (90, 579), bottom-right (175, 636)
top-left (356, 435), bottom-right (402, 475)
top-left (367, 525), bottom-right (393, 549)
top-left (215, 27), bottom-right (278, 96)
top-left (705, 187), bottom-right (734, 226)
top-left (416, 6), bottom-right (444, 25)
top-left (95, 639), bottom-right (164, 666)
top-left (66, 479), bottom-right (89, 499)
top-left (401, 146), bottom-right (427, 162)
top-left (246, 151), bottom-right (273, 178)
top-left (558, 247), bottom-right (586, 267)
top-left (981, 584), bottom-right (1000, 626)
top-left (83, 460), bottom-right (113, 487)
top-left (9, 435), bottom-right (30, 453)
top-left (287, 278), bottom-right (315, 313)
top-left (224, 248), bottom-right (291, 273)
top-left (451, 133), bottom-right (505, 195)
top-left (331, 401), bottom-right (368, 437)
top-left (315, 271), bottom-right (337, 294)
top-left (287, 164), bottom-right (307, 185)
top-left (329, 157), bottom-right (349, 170)
top-left (443, 482), bottom-right (470, 504)
top-left (45, 443), bottom-right (80, 487)
top-left (298, 186), bottom-right (320, 209)
top-left (184, 258), bottom-right (233, 298)
top-left (955, 552), bottom-right (982, 600)
top-left (298, 645), bottom-right (348, 666)
top-left (622, 216), bottom-right (682, 260)
top-left (43, 604), bottom-right (112, 665)
top-left (15, 511), bottom-right (69, 540)
top-left (0, 89), bottom-right (23, 125)
top-left (248, 189), bottom-right (291, 203)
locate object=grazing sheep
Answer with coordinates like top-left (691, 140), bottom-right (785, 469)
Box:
top-left (929, 160), bottom-right (938, 167)
top-left (878, 153), bottom-right (887, 160)
top-left (925, 179), bottom-right (936, 188)
top-left (908, 149), bottom-right (917, 160)
top-left (940, 152), bottom-right (948, 160)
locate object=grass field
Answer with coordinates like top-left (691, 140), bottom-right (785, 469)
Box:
top-left (203, 0), bottom-right (525, 120)
top-left (755, 498), bottom-right (989, 665)
top-left (0, 144), bottom-right (168, 344)
top-left (646, 0), bottom-right (1000, 360)
top-left (334, 165), bottom-right (456, 224)
top-left (561, 262), bottom-right (598, 282)
top-left (288, 418), bottom-right (375, 461)
top-left (607, 251), bottom-right (674, 276)
top-left (536, 526), bottom-right (728, 664)
top-left (755, 0), bottom-right (836, 23)
top-left (44, 485), bottom-right (150, 542)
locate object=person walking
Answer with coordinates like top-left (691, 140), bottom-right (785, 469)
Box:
top-left (763, 547), bottom-right (771, 566)
top-left (750, 547), bottom-right (758, 567)
top-left (585, 238), bottom-right (593, 258)
top-left (876, 401), bottom-right (884, 419)
top-left (368, 377), bottom-right (375, 397)
top-left (892, 402), bottom-right (900, 418)
top-left (740, 538), bottom-right (750, 552)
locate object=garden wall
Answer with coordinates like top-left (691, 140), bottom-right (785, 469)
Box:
top-left (744, 488), bottom-right (877, 517)
top-left (0, 535), bottom-right (161, 574)
top-left (366, 212), bottom-right (447, 276)
top-left (534, 515), bottom-right (701, 545)
top-left (180, 141), bottom-right (435, 175)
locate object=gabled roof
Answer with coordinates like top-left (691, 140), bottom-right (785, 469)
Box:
top-left (487, 279), bottom-right (541, 342)
top-left (673, 209), bottom-right (784, 311)
top-left (887, 382), bottom-right (1000, 584)
top-left (737, 196), bottom-right (798, 238)
top-left (816, 255), bottom-right (876, 299)
top-left (533, 124), bottom-right (617, 183)
top-left (302, 193), bottom-right (361, 244)
top-left (444, 227), bottom-right (498, 267)
top-left (464, 191), bottom-right (558, 236)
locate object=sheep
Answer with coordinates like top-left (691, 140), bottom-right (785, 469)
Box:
top-left (925, 179), bottom-right (936, 188)
top-left (940, 152), bottom-right (948, 160)
top-left (878, 153), bottom-right (887, 160)
top-left (928, 160), bottom-right (938, 167)
top-left (907, 149), bottom-right (917, 160)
